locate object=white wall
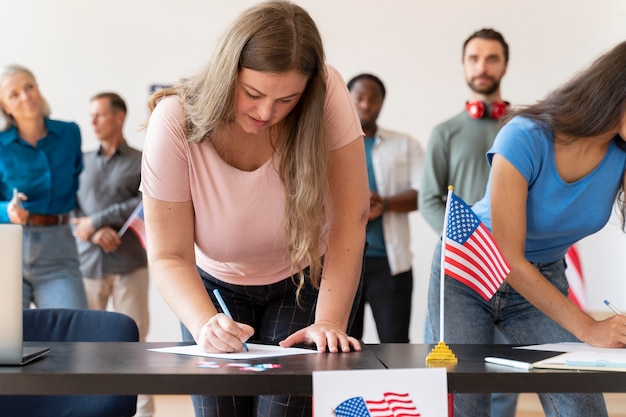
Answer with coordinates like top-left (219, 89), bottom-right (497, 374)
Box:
top-left (2, 0), bottom-right (626, 342)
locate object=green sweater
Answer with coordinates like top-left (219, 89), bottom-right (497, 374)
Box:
top-left (419, 110), bottom-right (501, 233)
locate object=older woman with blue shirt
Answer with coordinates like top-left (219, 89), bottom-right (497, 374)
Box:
top-left (426, 41), bottom-right (626, 416)
top-left (0, 65), bottom-right (87, 309)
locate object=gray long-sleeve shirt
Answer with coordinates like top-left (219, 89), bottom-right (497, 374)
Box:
top-left (74, 141), bottom-right (146, 278)
top-left (419, 111), bottom-right (501, 233)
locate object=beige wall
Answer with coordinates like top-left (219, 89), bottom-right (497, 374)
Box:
top-left (2, 0), bottom-right (626, 342)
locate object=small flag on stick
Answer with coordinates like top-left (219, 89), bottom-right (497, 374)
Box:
top-left (427, 187), bottom-right (511, 365)
top-left (443, 192), bottom-right (511, 301)
top-left (118, 202), bottom-right (146, 249)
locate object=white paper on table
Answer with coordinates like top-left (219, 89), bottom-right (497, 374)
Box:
top-left (515, 342), bottom-right (626, 354)
top-left (148, 343), bottom-right (318, 360)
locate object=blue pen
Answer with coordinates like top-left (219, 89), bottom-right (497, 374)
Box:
top-left (604, 299), bottom-right (623, 315)
top-left (213, 289), bottom-right (249, 352)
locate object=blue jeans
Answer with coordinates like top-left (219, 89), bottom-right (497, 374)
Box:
top-left (425, 240), bottom-right (607, 417)
top-left (22, 225), bottom-right (87, 309)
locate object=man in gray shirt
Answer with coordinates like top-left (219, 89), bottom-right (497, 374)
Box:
top-left (420, 29), bottom-right (516, 417)
top-left (73, 92), bottom-right (153, 417)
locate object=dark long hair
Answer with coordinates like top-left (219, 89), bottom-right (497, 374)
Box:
top-left (507, 41), bottom-right (626, 137)
top-left (508, 40), bottom-right (626, 230)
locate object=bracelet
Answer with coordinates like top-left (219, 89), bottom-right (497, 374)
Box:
top-left (382, 198), bottom-right (388, 212)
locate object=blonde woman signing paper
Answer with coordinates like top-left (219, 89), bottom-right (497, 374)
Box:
top-left (140, 2), bottom-right (369, 416)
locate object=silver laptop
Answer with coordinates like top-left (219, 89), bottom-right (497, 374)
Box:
top-left (0, 224), bottom-right (49, 365)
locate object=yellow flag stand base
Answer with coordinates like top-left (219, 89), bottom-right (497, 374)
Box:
top-left (425, 341), bottom-right (458, 366)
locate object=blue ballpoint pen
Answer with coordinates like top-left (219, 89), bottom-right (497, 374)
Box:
top-left (604, 299), bottom-right (623, 316)
top-left (213, 289), bottom-right (249, 352)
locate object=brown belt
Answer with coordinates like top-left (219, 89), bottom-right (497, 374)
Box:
top-left (26, 214), bottom-right (70, 226)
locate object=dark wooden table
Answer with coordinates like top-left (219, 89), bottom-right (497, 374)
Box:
top-left (1, 342), bottom-right (624, 395)
top-left (0, 342), bottom-right (383, 395)
top-left (369, 343), bottom-right (626, 393)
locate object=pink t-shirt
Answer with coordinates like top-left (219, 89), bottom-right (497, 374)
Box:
top-left (141, 65), bottom-right (363, 285)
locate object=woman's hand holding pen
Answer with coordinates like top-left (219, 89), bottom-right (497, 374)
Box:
top-left (579, 299), bottom-right (626, 348)
top-left (584, 315), bottom-right (626, 348)
top-left (279, 321), bottom-right (361, 353)
top-left (195, 313), bottom-right (254, 353)
top-left (575, 299), bottom-right (625, 348)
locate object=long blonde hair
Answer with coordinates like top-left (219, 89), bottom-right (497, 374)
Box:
top-left (0, 65), bottom-right (51, 131)
top-left (147, 1), bottom-right (329, 295)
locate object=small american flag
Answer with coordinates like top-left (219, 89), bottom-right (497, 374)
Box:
top-left (444, 192), bottom-right (510, 301)
top-left (333, 392), bottom-right (421, 417)
top-left (118, 202), bottom-right (146, 249)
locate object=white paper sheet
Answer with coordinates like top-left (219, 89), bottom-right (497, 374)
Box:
top-left (148, 343), bottom-right (318, 359)
top-left (515, 342), bottom-right (626, 354)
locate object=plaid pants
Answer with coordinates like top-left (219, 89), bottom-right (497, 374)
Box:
top-left (181, 266), bottom-right (362, 417)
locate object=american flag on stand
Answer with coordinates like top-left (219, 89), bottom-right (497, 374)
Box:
top-left (565, 245), bottom-right (586, 310)
top-left (118, 202), bottom-right (146, 249)
top-left (333, 392), bottom-right (421, 417)
top-left (443, 192), bottom-right (511, 301)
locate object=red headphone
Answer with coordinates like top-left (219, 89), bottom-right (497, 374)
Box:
top-left (465, 101), bottom-right (509, 120)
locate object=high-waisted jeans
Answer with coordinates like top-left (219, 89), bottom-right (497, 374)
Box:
top-left (22, 224), bottom-right (87, 309)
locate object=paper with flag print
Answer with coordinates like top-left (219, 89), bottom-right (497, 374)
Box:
top-left (313, 368), bottom-right (447, 417)
top-left (118, 202), bottom-right (146, 249)
top-left (333, 392), bottom-right (420, 417)
top-left (444, 192), bottom-right (510, 301)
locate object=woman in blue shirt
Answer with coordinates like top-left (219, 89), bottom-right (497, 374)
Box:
top-left (0, 65), bottom-right (87, 309)
top-left (426, 41), bottom-right (626, 416)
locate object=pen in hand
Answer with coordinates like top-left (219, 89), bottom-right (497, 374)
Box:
top-left (603, 299), bottom-right (623, 316)
top-left (212, 289), bottom-right (249, 352)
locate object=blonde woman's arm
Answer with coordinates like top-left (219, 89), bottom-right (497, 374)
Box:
top-left (144, 196), bottom-right (254, 352)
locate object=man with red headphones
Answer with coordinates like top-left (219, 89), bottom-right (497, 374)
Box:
top-left (420, 28), bottom-right (517, 417)
top-left (420, 28), bottom-right (509, 231)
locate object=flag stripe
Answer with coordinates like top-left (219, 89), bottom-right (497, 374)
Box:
top-left (446, 240), bottom-right (501, 292)
top-left (365, 392), bottom-right (421, 417)
top-left (565, 245), bottom-right (585, 310)
top-left (128, 218), bottom-right (147, 249)
top-left (118, 202), bottom-right (147, 250)
top-left (333, 392), bottom-right (423, 417)
top-left (473, 225), bottom-right (511, 277)
top-left (444, 263), bottom-right (494, 300)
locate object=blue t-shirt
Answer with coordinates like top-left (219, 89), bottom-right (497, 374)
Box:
top-left (364, 136), bottom-right (386, 257)
top-left (472, 116), bottom-right (626, 263)
top-left (0, 119), bottom-right (83, 222)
